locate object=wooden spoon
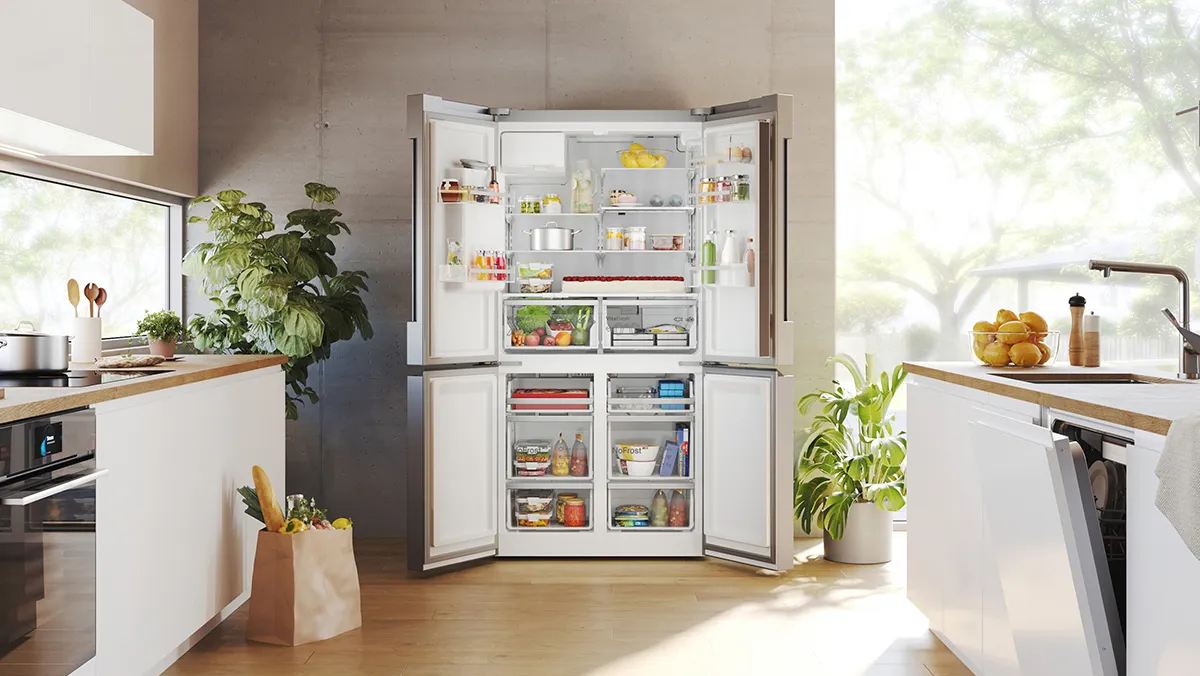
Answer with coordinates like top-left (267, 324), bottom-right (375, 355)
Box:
top-left (95, 288), bottom-right (107, 318)
top-left (67, 279), bottom-right (80, 318)
top-left (83, 283), bottom-right (98, 318)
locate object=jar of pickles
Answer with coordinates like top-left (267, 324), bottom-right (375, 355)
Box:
top-left (542, 193), bottom-right (562, 215)
top-left (733, 175), bottom-right (751, 202)
top-left (520, 195), bottom-right (541, 214)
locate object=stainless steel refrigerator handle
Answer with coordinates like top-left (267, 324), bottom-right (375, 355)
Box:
top-left (757, 119), bottom-right (774, 359)
top-left (3, 469), bottom-right (108, 506)
top-left (410, 137), bottom-right (420, 324)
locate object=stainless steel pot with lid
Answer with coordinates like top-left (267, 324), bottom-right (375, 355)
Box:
top-left (0, 321), bottom-right (71, 374)
top-left (523, 221), bottom-right (582, 251)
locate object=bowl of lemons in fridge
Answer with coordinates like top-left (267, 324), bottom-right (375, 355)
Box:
top-left (969, 309), bottom-right (1060, 367)
top-left (618, 142), bottom-right (668, 169)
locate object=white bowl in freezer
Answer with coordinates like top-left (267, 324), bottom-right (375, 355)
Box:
top-left (622, 459), bottom-right (658, 477)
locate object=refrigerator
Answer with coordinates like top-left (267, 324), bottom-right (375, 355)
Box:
top-left (406, 93), bottom-right (796, 572)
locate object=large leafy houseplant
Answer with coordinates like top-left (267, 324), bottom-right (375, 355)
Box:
top-left (794, 354), bottom-right (907, 540)
top-left (183, 183), bottom-right (373, 419)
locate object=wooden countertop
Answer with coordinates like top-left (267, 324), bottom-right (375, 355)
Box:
top-left (0, 354), bottom-right (287, 425)
top-left (904, 362), bottom-right (1200, 436)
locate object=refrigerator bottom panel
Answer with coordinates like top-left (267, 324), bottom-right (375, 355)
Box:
top-left (498, 530), bottom-right (702, 558)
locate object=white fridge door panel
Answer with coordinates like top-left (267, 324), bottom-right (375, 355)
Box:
top-left (702, 369), bottom-right (793, 570)
top-left (423, 367), bottom-right (499, 569)
top-left (969, 409), bottom-right (1122, 676)
top-left (424, 117), bottom-right (502, 365)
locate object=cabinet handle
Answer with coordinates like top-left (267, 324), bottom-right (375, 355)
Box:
top-left (3, 469), bottom-right (108, 506)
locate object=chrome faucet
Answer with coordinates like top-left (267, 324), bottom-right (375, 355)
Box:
top-left (1088, 259), bottom-right (1200, 379)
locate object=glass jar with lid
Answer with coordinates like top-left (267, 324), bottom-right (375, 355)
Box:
top-left (623, 227), bottom-right (647, 250)
top-left (605, 227), bottom-right (625, 251)
top-left (520, 195), bottom-right (540, 214)
top-left (542, 193), bottom-right (563, 215)
top-left (714, 177), bottom-right (732, 203)
top-left (732, 175), bottom-right (751, 202)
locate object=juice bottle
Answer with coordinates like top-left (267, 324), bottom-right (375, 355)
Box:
top-left (474, 250), bottom-right (486, 280)
top-left (701, 231), bottom-right (717, 285)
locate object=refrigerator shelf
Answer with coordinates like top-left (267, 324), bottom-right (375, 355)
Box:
top-left (609, 525), bottom-right (694, 532)
top-left (607, 477), bottom-right (693, 486)
top-left (506, 414), bottom-right (592, 423)
top-left (600, 205), bottom-right (695, 214)
top-left (509, 523), bottom-right (592, 532)
top-left (600, 167), bottom-right (696, 178)
top-left (438, 265), bottom-right (509, 289)
top-left (506, 478), bottom-right (593, 488)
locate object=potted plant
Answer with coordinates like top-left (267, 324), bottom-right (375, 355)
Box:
top-left (136, 310), bottom-right (185, 358)
top-left (795, 354), bottom-right (907, 564)
top-left (183, 183), bottom-right (372, 419)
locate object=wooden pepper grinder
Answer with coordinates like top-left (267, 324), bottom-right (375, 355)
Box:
top-left (1069, 293), bottom-right (1086, 366)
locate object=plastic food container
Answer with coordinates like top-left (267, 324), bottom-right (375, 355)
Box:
top-left (614, 443), bottom-right (658, 462)
top-left (517, 263), bottom-right (553, 294)
top-left (613, 386), bottom-right (656, 410)
top-left (515, 490), bottom-right (555, 513)
top-left (613, 504), bottom-right (650, 528)
top-left (620, 459), bottom-right (658, 477)
top-left (516, 511), bottom-right (551, 528)
top-left (650, 234), bottom-right (685, 251)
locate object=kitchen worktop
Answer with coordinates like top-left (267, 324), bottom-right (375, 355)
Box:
top-left (903, 361), bottom-right (1200, 436)
top-left (0, 354), bottom-right (287, 425)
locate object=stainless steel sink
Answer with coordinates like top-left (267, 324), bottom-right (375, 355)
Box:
top-left (996, 372), bottom-right (1185, 385)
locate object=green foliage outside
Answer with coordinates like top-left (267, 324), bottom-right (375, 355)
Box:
top-left (183, 183), bottom-right (373, 420)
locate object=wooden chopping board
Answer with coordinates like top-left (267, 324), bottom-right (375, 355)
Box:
top-left (0, 388), bottom-right (5, 400)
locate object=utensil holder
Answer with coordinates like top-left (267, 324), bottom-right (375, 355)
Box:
top-left (71, 317), bottom-right (102, 364)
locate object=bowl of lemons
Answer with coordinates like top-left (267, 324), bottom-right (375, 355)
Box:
top-left (618, 142), bottom-right (668, 169)
top-left (970, 309), bottom-right (1060, 367)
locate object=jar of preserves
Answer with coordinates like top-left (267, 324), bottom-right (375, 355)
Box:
top-left (623, 227), bottom-right (647, 251)
top-left (520, 195), bottom-right (540, 214)
top-left (733, 175), bottom-right (751, 202)
top-left (699, 178), bottom-right (716, 204)
top-left (564, 498), bottom-right (587, 527)
top-left (714, 177), bottom-right (732, 203)
top-left (555, 493), bottom-right (578, 523)
top-left (542, 193), bottom-right (562, 215)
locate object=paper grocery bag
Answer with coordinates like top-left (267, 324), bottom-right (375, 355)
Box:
top-left (246, 529), bottom-right (362, 646)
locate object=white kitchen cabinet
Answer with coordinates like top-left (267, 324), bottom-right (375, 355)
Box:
top-left (1126, 444), bottom-right (1200, 675)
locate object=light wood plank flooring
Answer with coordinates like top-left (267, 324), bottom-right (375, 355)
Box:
top-left (165, 534), bottom-right (967, 676)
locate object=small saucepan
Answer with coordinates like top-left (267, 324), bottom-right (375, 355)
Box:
top-left (524, 221), bottom-right (581, 251)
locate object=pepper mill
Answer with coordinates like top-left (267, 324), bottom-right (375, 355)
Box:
top-left (1069, 293), bottom-right (1086, 366)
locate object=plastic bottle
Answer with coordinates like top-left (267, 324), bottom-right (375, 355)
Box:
top-left (572, 160), bottom-right (594, 213)
top-left (551, 434), bottom-right (570, 476)
top-left (718, 230), bottom-right (739, 286)
top-left (668, 490), bottom-right (688, 527)
top-left (701, 231), bottom-right (717, 285)
top-left (744, 237), bottom-right (756, 287)
top-left (650, 490), bottom-right (669, 527)
top-left (569, 433), bottom-right (589, 477)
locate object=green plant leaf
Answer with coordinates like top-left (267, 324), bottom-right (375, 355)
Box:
top-left (188, 215), bottom-right (205, 223)
top-left (216, 189), bottom-right (248, 207)
top-left (191, 195), bottom-right (212, 205)
top-left (283, 305), bottom-right (324, 345)
top-left (304, 182), bottom-right (341, 204)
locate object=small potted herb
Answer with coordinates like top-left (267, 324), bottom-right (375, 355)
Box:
top-left (135, 310), bottom-right (184, 358)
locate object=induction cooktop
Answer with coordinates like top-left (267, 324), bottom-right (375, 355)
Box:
top-left (0, 370), bottom-right (169, 388)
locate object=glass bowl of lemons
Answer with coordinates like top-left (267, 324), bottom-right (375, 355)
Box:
top-left (618, 142), bottom-right (669, 169)
top-left (969, 309), bottom-right (1059, 367)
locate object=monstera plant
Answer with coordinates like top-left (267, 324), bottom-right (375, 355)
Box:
top-left (183, 183), bottom-right (373, 419)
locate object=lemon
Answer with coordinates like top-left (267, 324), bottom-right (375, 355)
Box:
top-left (636, 152), bottom-right (657, 168)
top-left (620, 151), bottom-right (638, 168)
top-left (996, 309), bottom-right (1018, 325)
top-left (653, 154), bottom-right (667, 168)
top-left (629, 142), bottom-right (645, 153)
top-left (973, 340), bottom-right (989, 362)
top-left (973, 320), bottom-right (997, 333)
top-left (997, 321), bottom-right (1030, 344)
top-left (1036, 342), bottom-right (1052, 364)
top-left (332, 517), bottom-right (352, 530)
top-left (982, 341), bottom-right (1011, 366)
top-left (1010, 342), bottom-right (1041, 367)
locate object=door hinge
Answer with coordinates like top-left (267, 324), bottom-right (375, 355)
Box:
top-left (690, 107), bottom-right (713, 118)
top-left (489, 107), bottom-right (512, 117)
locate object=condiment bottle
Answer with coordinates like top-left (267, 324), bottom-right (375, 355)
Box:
top-left (744, 237), bottom-right (756, 287)
top-left (1069, 293), bottom-right (1086, 366)
top-left (550, 434), bottom-right (570, 476)
top-left (701, 232), bottom-right (717, 285)
top-left (569, 433), bottom-right (588, 477)
top-left (1084, 312), bottom-right (1101, 367)
top-left (718, 230), bottom-right (739, 286)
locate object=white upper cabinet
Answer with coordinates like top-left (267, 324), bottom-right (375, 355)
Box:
top-left (0, 0), bottom-right (153, 156)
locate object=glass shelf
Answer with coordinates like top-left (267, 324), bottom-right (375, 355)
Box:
top-left (599, 205), bottom-right (695, 214)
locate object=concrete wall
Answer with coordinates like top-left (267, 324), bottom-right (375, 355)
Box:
top-left (37, 0), bottom-right (200, 197)
top-left (198, 0), bottom-right (834, 536)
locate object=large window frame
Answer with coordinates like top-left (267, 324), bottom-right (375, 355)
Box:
top-left (0, 154), bottom-right (186, 351)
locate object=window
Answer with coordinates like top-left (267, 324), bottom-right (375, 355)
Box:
top-left (837, 1), bottom-right (1199, 401)
top-left (0, 171), bottom-right (171, 339)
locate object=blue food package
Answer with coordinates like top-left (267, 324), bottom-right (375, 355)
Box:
top-left (658, 379), bottom-right (686, 410)
top-left (676, 424), bottom-right (690, 476)
top-left (660, 441), bottom-right (680, 476)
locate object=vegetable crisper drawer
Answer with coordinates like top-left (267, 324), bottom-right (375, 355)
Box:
top-left (505, 299), bottom-right (599, 352)
top-left (603, 299), bottom-right (696, 352)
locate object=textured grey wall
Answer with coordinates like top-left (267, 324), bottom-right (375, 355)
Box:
top-left (198, 0), bottom-right (834, 536)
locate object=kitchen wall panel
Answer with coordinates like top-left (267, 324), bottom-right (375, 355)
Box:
top-left (198, 0), bottom-right (834, 536)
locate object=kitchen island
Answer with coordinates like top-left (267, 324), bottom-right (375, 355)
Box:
top-left (0, 355), bottom-right (287, 676)
top-left (905, 361), bottom-right (1200, 675)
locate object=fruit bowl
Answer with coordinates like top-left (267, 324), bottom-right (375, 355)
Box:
top-left (970, 331), bottom-right (1060, 368)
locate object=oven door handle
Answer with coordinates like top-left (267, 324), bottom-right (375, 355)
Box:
top-left (2, 469), bottom-right (108, 506)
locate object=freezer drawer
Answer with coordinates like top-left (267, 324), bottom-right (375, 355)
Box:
top-left (608, 486), bottom-right (694, 532)
top-left (602, 299), bottom-right (697, 352)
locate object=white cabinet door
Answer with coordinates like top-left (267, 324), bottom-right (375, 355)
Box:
top-left (1126, 444), bottom-right (1200, 675)
top-left (409, 367), bottom-right (500, 571)
top-left (970, 408), bottom-right (1122, 676)
top-left (702, 368), bottom-right (793, 570)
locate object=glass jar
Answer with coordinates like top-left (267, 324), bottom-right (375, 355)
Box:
top-left (542, 193), bottom-right (562, 215)
top-left (714, 177), bottom-right (732, 203)
top-left (733, 175), bottom-right (751, 202)
top-left (564, 498), bottom-right (587, 528)
top-left (555, 493), bottom-right (578, 523)
top-left (520, 195), bottom-right (540, 214)
top-left (623, 227), bottom-right (646, 251)
top-left (699, 178), bottom-right (716, 204)
top-left (605, 227), bottom-right (625, 251)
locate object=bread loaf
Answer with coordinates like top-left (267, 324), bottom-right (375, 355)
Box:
top-left (252, 465), bottom-right (286, 532)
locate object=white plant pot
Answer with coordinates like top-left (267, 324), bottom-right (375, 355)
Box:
top-left (822, 502), bottom-right (893, 565)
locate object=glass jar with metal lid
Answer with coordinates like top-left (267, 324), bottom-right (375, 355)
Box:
top-left (520, 195), bottom-right (540, 214)
top-left (732, 175), bottom-right (751, 202)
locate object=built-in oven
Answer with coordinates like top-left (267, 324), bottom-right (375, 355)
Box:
top-left (0, 407), bottom-right (100, 675)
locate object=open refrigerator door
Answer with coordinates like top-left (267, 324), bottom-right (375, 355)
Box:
top-left (695, 96), bottom-right (793, 367)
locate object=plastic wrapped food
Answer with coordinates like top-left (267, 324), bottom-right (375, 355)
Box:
top-left (613, 504), bottom-right (650, 528)
top-left (514, 440), bottom-right (552, 462)
top-left (515, 490), bottom-right (555, 514)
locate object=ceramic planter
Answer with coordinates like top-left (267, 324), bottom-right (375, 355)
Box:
top-left (823, 501), bottom-right (893, 564)
top-left (148, 340), bottom-right (176, 358)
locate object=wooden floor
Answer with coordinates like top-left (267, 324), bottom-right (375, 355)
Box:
top-left (165, 534), bottom-right (968, 676)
